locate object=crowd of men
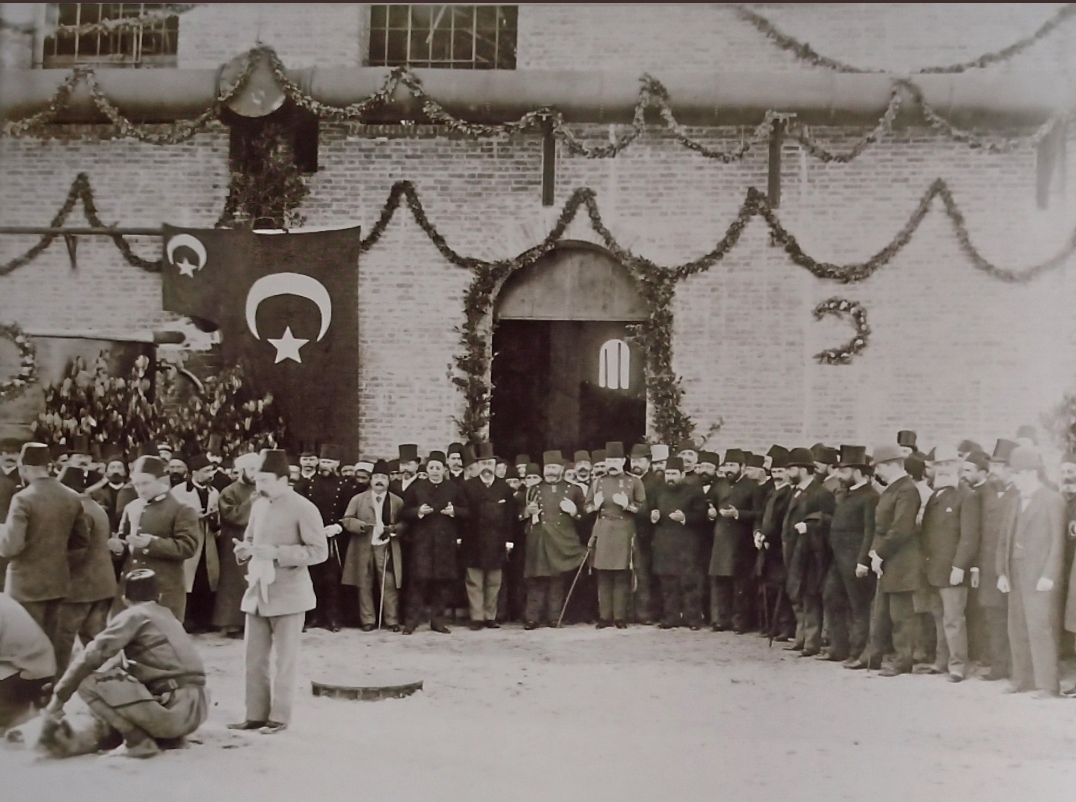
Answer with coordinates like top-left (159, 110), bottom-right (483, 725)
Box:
top-left (4, 424), bottom-right (1076, 756)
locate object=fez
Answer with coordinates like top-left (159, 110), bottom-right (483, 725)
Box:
top-left (665, 456), bottom-right (684, 472)
top-left (675, 440), bottom-right (697, 454)
top-left (102, 443), bottom-right (126, 463)
top-left (1009, 445), bottom-right (1043, 472)
top-left (897, 430), bottom-right (917, 448)
top-left (786, 448), bottom-right (815, 468)
top-left (515, 454), bottom-right (531, 466)
top-left (320, 444), bottom-right (343, 462)
top-left (448, 442), bottom-right (464, 456)
top-left (837, 445), bottom-right (869, 468)
top-left (475, 442), bottom-right (495, 461)
top-left (1015, 425), bottom-right (1038, 445)
top-left (630, 444), bottom-right (651, 459)
top-left (356, 460), bottom-right (375, 472)
top-left (526, 462), bottom-right (541, 477)
top-left (650, 444), bottom-right (669, 462)
top-left (134, 443), bottom-right (159, 459)
top-left (234, 452), bottom-right (260, 471)
top-left (18, 443), bottom-right (51, 467)
top-left (698, 451), bottom-right (720, 467)
top-left (966, 450), bottom-right (991, 471)
top-left (592, 449), bottom-right (607, 464)
top-left (58, 466), bottom-right (88, 493)
top-left (257, 449), bottom-right (291, 478)
top-left (543, 450), bottom-right (563, 466)
top-left (0, 437), bottom-right (25, 453)
top-left (188, 453), bottom-right (212, 472)
top-left (427, 450), bottom-right (447, 466)
top-left (723, 449), bottom-right (746, 465)
top-left (124, 569), bottom-right (161, 603)
top-left (605, 442), bottom-right (625, 460)
top-left (207, 434), bottom-right (224, 455)
top-left (574, 450), bottom-right (592, 463)
top-left (746, 453), bottom-right (765, 469)
top-left (132, 455), bottom-right (167, 478)
top-left (991, 439), bottom-right (1018, 463)
top-left (398, 444), bottom-right (419, 463)
top-left (300, 442), bottom-right (317, 458)
top-left (372, 459), bottom-right (391, 476)
top-left (872, 443), bottom-right (906, 465)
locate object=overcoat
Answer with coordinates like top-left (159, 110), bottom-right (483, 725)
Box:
top-left (783, 477), bottom-right (836, 603)
top-left (585, 473), bottom-right (646, 571)
top-left (921, 482), bottom-right (981, 588)
top-left (869, 474), bottom-right (923, 594)
top-left (522, 481), bottom-right (587, 578)
top-left (460, 476), bottom-right (517, 571)
top-left (213, 478), bottom-right (256, 628)
top-left (171, 481), bottom-right (221, 593)
top-left (706, 475), bottom-right (758, 577)
top-left (976, 478), bottom-right (1017, 608)
top-left (650, 481), bottom-right (709, 577)
top-left (756, 482), bottom-right (793, 583)
top-left (118, 493), bottom-right (200, 620)
top-left (66, 495), bottom-right (118, 604)
top-left (341, 489), bottom-right (404, 589)
top-left (401, 478), bottom-right (468, 581)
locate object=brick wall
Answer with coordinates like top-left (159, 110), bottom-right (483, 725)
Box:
top-left (2, 4), bottom-right (1076, 458)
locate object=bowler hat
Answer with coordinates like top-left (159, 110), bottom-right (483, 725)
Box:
top-left (837, 445), bottom-right (869, 468)
top-left (650, 444), bottom-right (669, 462)
top-left (372, 459), bottom-right (391, 476)
top-left (786, 448), bottom-right (815, 468)
top-left (665, 456), bottom-right (684, 472)
top-left (723, 449), bottom-right (746, 466)
top-left (320, 444), bottom-right (343, 462)
top-left (426, 450), bottom-right (447, 466)
top-left (1009, 445), bottom-right (1043, 472)
top-left (18, 442), bottom-right (51, 467)
top-left (630, 444), bottom-right (651, 459)
top-left (957, 439), bottom-right (983, 455)
top-left (991, 439), bottom-right (1018, 463)
top-left (896, 430), bottom-right (917, 448)
top-left (605, 442), bottom-right (625, 460)
top-left (872, 443), bottom-right (906, 465)
top-left (398, 444), bottom-right (419, 463)
top-left (475, 442), bottom-right (495, 461)
top-left (124, 569), bottom-right (161, 603)
top-left (132, 455), bottom-right (167, 478)
top-left (257, 449), bottom-right (291, 478)
top-left (574, 450), bottom-right (592, 464)
top-left (966, 450), bottom-right (991, 472)
top-left (543, 450), bottom-right (563, 466)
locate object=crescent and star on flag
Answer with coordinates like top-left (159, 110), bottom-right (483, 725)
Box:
top-left (166, 233), bottom-right (332, 364)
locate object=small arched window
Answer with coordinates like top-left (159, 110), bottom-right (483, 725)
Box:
top-left (598, 339), bottom-right (630, 390)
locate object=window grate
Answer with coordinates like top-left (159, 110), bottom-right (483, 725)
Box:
top-left (368, 5), bottom-right (517, 70)
top-left (43, 4), bottom-right (178, 68)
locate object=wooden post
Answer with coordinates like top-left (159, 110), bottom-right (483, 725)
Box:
top-left (542, 122), bottom-right (556, 207)
top-left (767, 119), bottom-right (783, 208)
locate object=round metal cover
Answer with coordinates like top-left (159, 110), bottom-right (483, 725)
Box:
top-left (221, 52), bottom-right (287, 118)
top-left (311, 678), bottom-right (424, 701)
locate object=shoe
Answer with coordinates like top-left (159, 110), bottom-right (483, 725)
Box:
top-left (913, 664), bottom-right (944, 675)
top-left (390, 625), bottom-right (401, 633)
top-left (982, 669), bottom-right (1009, 682)
top-left (524, 622), bottom-right (539, 631)
top-left (361, 625), bottom-right (374, 633)
top-left (782, 643), bottom-right (803, 652)
top-left (486, 621), bottom-right (500, 629)
top-left (402, 625), bottom-right (416, 635)
top-left (711, 623), bottom-right (728, 633)
top-left (844, 659), bottom-right (870, 671)
top-left (431, 622), bottom-right (452, 634)
top-left (614, 620), bottom-right (627, 629)
top-left (816, 652), bottom-right (846, 662)
top-left (659, 621), bottom-right (677, 630)
top-left (798, 649), bottom-right (820, 658)
top-left (880, 664), bottom-right (912, 677)
top-left (773, 633), bottom-right (792, 643)
top-left (468, 621), bottom-right (484, 631)
top-left (328, 623), bottom-right (341, 633)
top-left (947, 674), bottom-right (964, 683)
top-left (596, 620), bottom-right (612, 630)
top-left (689, 624), bottom-right (700, 631)
top-left (227, 720), bottom-right (267, 731)
top-left (1032, 690), bottom-right (1060, 700)
top-left (258, 721), bottom-right (287, 735)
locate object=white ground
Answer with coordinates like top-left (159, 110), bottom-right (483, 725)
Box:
top-left (4, 624), bottom-right (1076, 802)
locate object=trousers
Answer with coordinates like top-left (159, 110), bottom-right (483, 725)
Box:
top-left (244, 612), bottom-right (304, 724)
top-left (465, 568), bottom-right (503, 622)
top-left (54, 599), bottom-right (111, 675)
top-left (709, 576), bottom-right (734, 628)
top-left (660, 574), bottom-right (702, 626)
top-left (982, 603), bottom-right (1011, 676)
top-left (1007, 564), bottom-right (1061, 694)
top-left (524, 575), bottom-right (566, 624)
top-left (79, 671), bottom-right (207, 743)
top-left (356, 544), bottom-right (398, 627)
top-left (870, 591), bottom-right (916, 670)
top-left (308, 550), bottom-right (342, 628)
top-left (0, 674), bottom-right (51, 733)
top-left (792, 594), bottom-right (824, 653)
top-left (19, 599), bottom-right (63, 655)
top-left (632, 539), bottom-right (654, 623)
top-left (822, 555), bottom-right (875, 661)
top-left (597, 570), bottom-right (631, 622)
top-left (405, 578), bottom-right (453, 627)
top-left (927, 586), bottom-right (969, 677)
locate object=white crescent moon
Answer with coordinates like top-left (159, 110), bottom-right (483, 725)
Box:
top-left (166, 234), bottom-right (207, 271)
top-left (245, 273), bottom-right (332, 342)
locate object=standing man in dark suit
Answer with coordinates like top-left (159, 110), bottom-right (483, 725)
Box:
top-left (866, 443), bottom-right (924, 677)
top-left (782, 447), bottom-right (836, 657)
top-left (706, 449), bottom-right (759, 633)
top-left (461, 443), bottom-right (517, 629)
top-left (917, 444), bottom-right (981, 682)
top-left (0, 443), bottom-right (89, 654)
top-left (294, 444), bottom-right (349, 632)
top-left (996, 445), bottom-right (1066, 698)
top-left (824, 446), bottom-right (879, 667)
top-left (650, 457), bottom-right (709, 629)
top-left (89, 445), bottom-right (135, 532)
top-left (756, 448), bottom-right (795, 642)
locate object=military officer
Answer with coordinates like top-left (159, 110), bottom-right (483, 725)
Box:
top-left (294, 444), bottom-right (349, 632)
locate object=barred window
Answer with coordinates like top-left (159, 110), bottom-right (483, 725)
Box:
top-left (43, 4), bottom-right (178, 68)
top-left (368, 5), bottom-right (517, 69)
top-left (598, 339), bottom-right (631, 391)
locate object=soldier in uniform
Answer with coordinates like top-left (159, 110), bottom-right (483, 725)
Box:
top-left (585, 442), bottom-right (646, 629)
top-left (521, 451), bottom-right (588, 629)
top-left (294, 444), bottom-right (349, 632)
top-left (112, 456), bottom-right (200, 623)
top-left (401, 451), bottom-right (468, 634)
top-left (650, 457), bottom-right (708, 629)
top-left (40, 569), bottom-right (208, 759)
top-left (0, 443), bottom-right (89, 653)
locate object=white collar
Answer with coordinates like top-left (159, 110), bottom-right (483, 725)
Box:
top-left (850, 479), bottom-right (868, 491)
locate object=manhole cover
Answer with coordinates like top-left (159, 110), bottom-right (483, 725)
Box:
top-left (311, 679), bottom-right (423, 701)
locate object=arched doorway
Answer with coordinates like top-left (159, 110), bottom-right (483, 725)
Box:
top-left (490, 243), bottom-right (647, 459)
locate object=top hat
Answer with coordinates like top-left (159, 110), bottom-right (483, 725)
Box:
top-left (723, 449), bottom-right (746, 466)
top-left (573, 450), bottom-right (591, 464)
top-left (299, 441), bottom-right (317, 458)
top-left (786, 448), bottom-right (815, 468)
top-left (991, 438), bottom-right (1018, 463)
top-left (320, 444), bottom-right (343, 462)
top-left (398, 444), bottom-right (419, 463)
top-left (604, 442), bottom-right (625, 460)
top-left (475, 442), bottom-right (495, 461)
top-left (770, 450), bottom-right (790, 469)
top-left (427, 450), bottom-right (447, 466)
top-left (896, 430), bottom-right (917, 448)
top-left (461, 445), bottom-right (475, 467)
top-left (18, 443), bottom-right (51, 467)
top-left (872, 443), bottom-right (906, 465)
top-left (650, 444), bottom-right (669, 462)
top-left (630, 444), bottom-right (651, 459)
top-left (207, 434), bottom-right (223, 455)
top-left (257, 449), bottom-right (291, 477)
top-left (543, 450), bottom-right (563, 466)
top-left (811, 444), bottom-right (838, 465)
top-left (69, 435), bottom-right (90, 456)
top-left (837, 445), bottom-right (869, 468)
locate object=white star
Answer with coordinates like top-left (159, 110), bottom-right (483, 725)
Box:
top-left (176, 258), bottom-right (197, 277)
top-left (267, 327), bottom-right (308, 364)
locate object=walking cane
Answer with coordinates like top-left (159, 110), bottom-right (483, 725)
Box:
top-left (378, 545), bottom-right (390, 631)
top-left (768, 585), bottom-right (785, 649)
top-left (556, 538), bottom-right (595, 629)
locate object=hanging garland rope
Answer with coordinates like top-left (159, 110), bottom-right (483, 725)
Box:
top-left (812, 299), bottom-right (871, 365)
top-left (4, 45), bottom-right (1068, 163)
top-left (732, 3), bottom-right (1076, 75)
top-left (48, 4), bottom-right (202, 38)
top-left (0, 322), bottom-right (37, 403)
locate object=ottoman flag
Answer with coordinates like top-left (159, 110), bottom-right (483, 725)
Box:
top-left (162, 225), bottom-right (361, 458)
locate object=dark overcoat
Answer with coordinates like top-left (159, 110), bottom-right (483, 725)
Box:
top-left (975, 478), bottom-right (1017, 608)
top-left (460, 477), bottom-right (518, 571)
top-left (706, 475), bottom-right (758, 577)
top-left (401, 478), bottom-right (468, 581)
top-left (921, 483), bottom-right (981, 588)
top-left (650, 481), bottom-right (709, 577)
top-left (869, 474), bottom-right (923, 594)
top-left (783, 478), bottom-right (836, 603)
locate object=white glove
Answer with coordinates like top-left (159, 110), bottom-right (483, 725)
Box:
top-left (870, 553), bottom-right (883, 577)
top-left (324, 523), bottom-right (343, 538)
top-left (794, 522), bottom-right (807, 535)
top-left (855, 563), bottom-right (869, 579)
top-left (753, 531), bottom-right (764, 550)
top-left (593, 491), bottom-right (605, 509)
top-left (612, 492), bottom-right (629, 509)
top-left (560, 498), bottom-right (577, 516)
top-left (969, 567), bottom-right (980, 589)
top-left (1036, 577), bottom-right (1054, 592)
top-left (949, 567), bottom-right (964, 586)
top-left (651, 509), bottom-right (661, 524)
top-left (997, 575), bottom-right (1010, 594)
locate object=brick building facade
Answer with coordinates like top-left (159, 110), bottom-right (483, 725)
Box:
top-left (1, 4), bottom-right (1075, 458)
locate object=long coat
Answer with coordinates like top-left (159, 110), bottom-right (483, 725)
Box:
top-left (522, 481), bottom-right (588, 579)
top-left (650, 481), bottom-right (709, 577)
top-left (341, 489), bottom-right (404, 589)
top-left (171, 481), bottom-right (221, 593)
top-left (401, 478), bottom-right (468, 581)
top-left (756, 482), bottom-right (793, 583)
top-left (66, 495), bottom-right (118, 604)
top-left (586, 473), bottom-right (646, 571)
top-left (869, 474), bottom-right (923, 594)
top-left (460, 477), bottom-right (518, 572)
top-left (997, 485), bottom-right (1066, 590)
top-left (783, 478), bottom-right (836, 603)
top-left (976, 478), bottom-right (1017, 608)
top-left (707, 475), bottom-right (758, 577)
top-left (921, 483), bottom-right (981, 588)
top-left (214, 478), bottom-right (256, 628)
top-left (118, 493), bottom-right (200, 620)
top-left (0, 476), bottom-right (89, 602)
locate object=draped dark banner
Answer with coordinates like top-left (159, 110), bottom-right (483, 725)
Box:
top-left (162, 225), bottom-right (361, 460)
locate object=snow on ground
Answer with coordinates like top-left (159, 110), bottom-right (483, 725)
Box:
top-left (4, 624), bottom-right (1076, 802)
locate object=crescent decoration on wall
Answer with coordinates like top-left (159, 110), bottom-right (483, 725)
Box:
top-left (245, 272), bottom-right (333, 364)
top-left (166, 234), bottom-right (208, 277)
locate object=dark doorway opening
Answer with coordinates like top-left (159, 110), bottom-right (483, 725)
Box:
top-left (490, 319), bottom-right (646, 459)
